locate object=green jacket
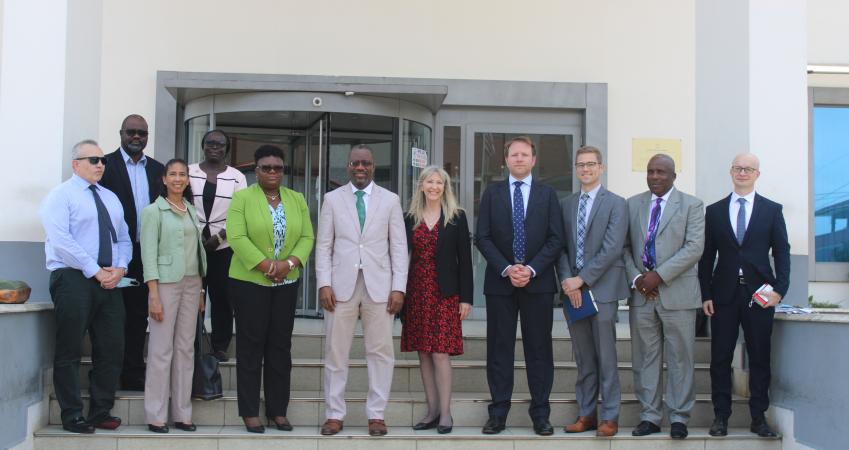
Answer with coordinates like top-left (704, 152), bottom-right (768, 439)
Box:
top-left (227, 183), bottom-right (315, 286)
top-left (140, 196), bottom-right (207, 283)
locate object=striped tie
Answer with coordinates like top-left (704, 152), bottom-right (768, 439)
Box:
top-left (576, 193), bottom-right (589, 271)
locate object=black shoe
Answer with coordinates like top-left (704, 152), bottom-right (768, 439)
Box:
top-left (437, 423), bottom-right (453, 434)
top-left (532, 418), bottom-right (554, 436)
top-left (412, 415), bottom-right (440, 430)
top-left (750, 417), bottom-right (777, 437)
top-left (148, 424), bottom-right (169, 433)
top-left (670, 422), bottom-right (688, 439)
top-left (709, 416), bottom-right (728, 436)
top-left (482, 416), bottom-right (506, 434)
top-left (174, 422), bottom-right (196, 431)
top-left (63, 417), bottom-right (94, 434)
top-left (268, 417), bottom-right (293, 431)
top-left (212, 350), bottom-right (229, 362)
top-left (631, 420), bottom-right (661, 436)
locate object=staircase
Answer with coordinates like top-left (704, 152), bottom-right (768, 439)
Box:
top-left (34, 318), bottom-right (780, 449)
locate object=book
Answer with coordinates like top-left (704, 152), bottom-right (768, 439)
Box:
top-left (564, 288), bottom-right (598, 324)
top-left (752, 283), bottom-right (774, 307)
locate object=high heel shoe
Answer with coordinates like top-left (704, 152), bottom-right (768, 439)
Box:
top-left (268, 416), bottom-right (293, 431)
top-left (243, 417), bottom-right (265, 434)
top-left (437, 417), bottom-right (453, 434)
top-left (412, 415), bottom-right (440, 430)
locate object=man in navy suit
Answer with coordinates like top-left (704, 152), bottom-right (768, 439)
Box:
top-left (475, 136), bottom-right (564, 436)
top-left (698, 153), bottom-right (790, 438)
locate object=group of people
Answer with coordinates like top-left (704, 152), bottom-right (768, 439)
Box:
top-left (42, 122), bottom-right (788, 440)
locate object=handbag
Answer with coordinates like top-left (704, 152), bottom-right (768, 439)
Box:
top-left (192, 311), bottom-right (224, 400)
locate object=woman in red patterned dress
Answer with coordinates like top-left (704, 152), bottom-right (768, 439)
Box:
top-left (401, 166), bottom-right (473, 434)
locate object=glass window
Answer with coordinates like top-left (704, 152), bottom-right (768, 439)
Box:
top-left (185, 115), bottom-right (210, 165)
top-left (443, 126), bottom-right (462, 207)
top-left (814, 106), bottom-right (849, 262)
top-left (400, 120), bottom-right (433, 210)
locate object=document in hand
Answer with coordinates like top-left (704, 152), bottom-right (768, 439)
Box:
top-left (752, 284), bottom-right (774, 307)
top-left (565, 288), bottom-right (598, 324)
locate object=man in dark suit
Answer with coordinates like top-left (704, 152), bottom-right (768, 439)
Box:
top-left (99, 114), bottom-right (165, 390)
top-left (699, 153), bottom-right (789, 438)
top-left (475, 136), bottom-right (564, 436)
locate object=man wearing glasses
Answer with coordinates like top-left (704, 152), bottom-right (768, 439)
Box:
top-left (100, 114), bottom-right (165, 391)
top-left (699, 153), bottom-right (789, 438)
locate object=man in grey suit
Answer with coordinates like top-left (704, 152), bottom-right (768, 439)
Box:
top-left (623, 154), bottom-right (704, 439)
top-left (559, 146), bottom-right (629, 437)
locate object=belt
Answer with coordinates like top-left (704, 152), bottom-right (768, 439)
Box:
top-left (737, 276), bottom-right (747, 285)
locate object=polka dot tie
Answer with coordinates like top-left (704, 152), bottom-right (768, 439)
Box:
top-left (512, 180), bottom-right (526, 263)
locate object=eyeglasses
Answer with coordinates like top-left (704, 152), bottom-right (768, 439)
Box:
top-left (122, 129), bottom-right (148, 137)
top-left (575, 162), bottom-right (599, 169)
top-left (75, 156), bottom-right (108, 165)
top-left (348, 160), bottom-right (374, 168)
top-left (258, 164), bottom-right (285, 174)
top-left (203, 140), bottom-right (227, 149)
top-left (731, 166), bottom-right (757, 174)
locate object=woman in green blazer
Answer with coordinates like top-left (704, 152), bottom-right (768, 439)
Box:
top-left (226, 145), bottom-right (314, 433)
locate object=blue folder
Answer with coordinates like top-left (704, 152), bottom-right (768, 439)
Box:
top-left (564, 288), bottom-right (598, 324)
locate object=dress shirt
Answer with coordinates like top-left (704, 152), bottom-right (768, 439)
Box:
top-left (576, 183), bottom-right (602, 225)
top-left (503, 174), bottom-right (535, 278)
top-left (729, 191), bottom-right (755, 236)
top-left (120, 147), bottom-right (150, 241)
top-left (349, 181), bottom-right (374, 212)
top-left (41, 174), bottom-right (133, 278)
top-left (632, 187), bottom-right (674, 287)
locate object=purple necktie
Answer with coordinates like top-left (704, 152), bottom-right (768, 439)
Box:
top-left (642, 198), bottom-right (662, 270)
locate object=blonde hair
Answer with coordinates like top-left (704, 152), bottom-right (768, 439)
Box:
top-left (407, 165), bottom-right (462, 226)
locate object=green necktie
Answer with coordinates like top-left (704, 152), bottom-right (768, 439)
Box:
top-left (355, 190), bottom-right (366, 230)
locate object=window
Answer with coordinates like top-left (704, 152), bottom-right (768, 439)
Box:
top-left (813, 106), bottom-right (849, 263)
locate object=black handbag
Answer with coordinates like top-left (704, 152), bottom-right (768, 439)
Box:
top-left (192, 312), bottom-right (223, 400)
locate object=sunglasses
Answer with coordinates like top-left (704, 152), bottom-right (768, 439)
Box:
top-left (122, 129), bottom-right (149, 137)
top-left (348, 160), bottom-right (374, 168)
top-left (204, 140), bottom-right (227, 149)
top-left (75, 156), bottom-right (108, 165)
top-left (258, 164), bottom-right (285, 174)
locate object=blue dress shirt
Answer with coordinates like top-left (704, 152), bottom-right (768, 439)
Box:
top-left (120, 147), bottom-right (150, 241)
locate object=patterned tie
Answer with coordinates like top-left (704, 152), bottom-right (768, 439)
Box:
top-left (736, 198), bottom-right (747, 245)
top-left (355, 190), bottom-right (366, 231)
top-left (512, 180), bottom-right (526, 263)
top-left (576, 193), bottom-right (590, 271)
top-left (642, 197), bottom-right (663, 270)
top-left (89, 185), bottom-right (118, 268)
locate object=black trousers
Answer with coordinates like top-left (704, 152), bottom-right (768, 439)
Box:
top-left (203, 247), bottom-right (234, 353)
top-left (710, 283), bottom-right (775, 419)
top-left (230, 278), bottom-right (298, 417)
top-left (485, 290), bottom-right (554, 420)
top-left (121, 242), bottom-right (149, 390)
top-left (50, 268), bottom-right (124, 424)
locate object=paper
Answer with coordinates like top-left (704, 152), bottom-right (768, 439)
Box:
top-left (632, 138), bottom-right (682, 171)
top-left (411, 147), bottom-right (428, 168)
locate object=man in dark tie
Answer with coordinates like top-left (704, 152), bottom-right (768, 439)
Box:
top-left (475, 136), bottom-right (564, 436)
top-left (100, 114), bottom-right (165, 390)
top-left (699, 153), bottom-right (789, 438)
top-left (41, 140), bottom-right (133, 433)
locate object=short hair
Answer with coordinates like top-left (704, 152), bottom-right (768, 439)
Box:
top-left (120, 114), bottom-right (146, 129)
top-left (349, 143), bottom-right (374, 157)
top-left (202, 129), bottom-right (230, 154)
top-left (254, 144), bottom-right (286, 164)
top-left (575, 146), bottom-right (603, 165)
top-left (649, 153), bottom-right (676, 172)
top-left (503, 136), bottom-right (536, 158)
top-left (158, 158), bottom-right (193, 201)
top-left (71, 139), bottom-right (99, 159)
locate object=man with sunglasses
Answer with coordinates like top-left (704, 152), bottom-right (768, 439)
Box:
top-left (41, 140), bottom-right (132, 433)
top-left (100, 114), bottom-right (165, 391)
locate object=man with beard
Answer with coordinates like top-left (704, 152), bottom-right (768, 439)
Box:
top-left (100, 114), bottom-right (165, 390)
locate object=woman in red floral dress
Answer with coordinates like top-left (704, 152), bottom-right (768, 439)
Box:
top-left (402, 166), bottom-right (473, 434)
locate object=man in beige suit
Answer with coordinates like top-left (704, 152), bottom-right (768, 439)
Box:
top-left (315, 144), bottom-right (408, 436)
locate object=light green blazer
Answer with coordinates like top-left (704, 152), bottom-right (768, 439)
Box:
top-left (227, 183), bottom-right (315, 286)
top-left (140, 196), bottom-right (207, 283)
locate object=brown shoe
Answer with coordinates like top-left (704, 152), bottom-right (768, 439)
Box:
top-left (368, 419), bottom-right (388, 436)
top-left (596, 420), bottom-right (618, 437)
top-left (320, 419), bottom-right (343, 435)
top-left (564, 416), bottom-right (597, 433)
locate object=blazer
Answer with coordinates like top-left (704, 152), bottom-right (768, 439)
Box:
top-left (475, 179), bottom-right (564, 296)
top-left (188, 164), bottom-right (247, 250)
top-left (623, 188), bottom-right (705, 310)
top-left (698, 193), bottom-right (790, 304)
top-left (557, 186), bottom-right (630, 303)
top-left (404, 210), bottom-right (474, 304)
top-left (140, 196), bottom-right (207, 283)
top-left (315, 183), bottom-right (408, 303)
top-left (226, 184), bottom-right (315, 286)
top-left (100, 149), bottom-right (165, 243)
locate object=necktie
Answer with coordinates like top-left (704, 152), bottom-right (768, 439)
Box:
top-left (355, 190), bottom-right (366, 231)
top-left (89, 185), bottom-right (118, 268)
top-left (642, 197), bottom-right (662, 270)
top-left (576, 193), bottom-right (590, 271)
top-left (512, 181), bottom-right (526, 263)
top-left (736, 198), bottom-right (747, 245)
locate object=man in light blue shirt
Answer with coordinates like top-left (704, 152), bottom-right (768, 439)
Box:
top-left (41, 139), bottom-right (132, 434)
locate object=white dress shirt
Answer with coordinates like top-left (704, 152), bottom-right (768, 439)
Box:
top-left (729, 190), bottom-right (755, 236)
top-left (577, 183), bottom-right (602, 225)
top-left (349, 181), bottom-right (374, 212)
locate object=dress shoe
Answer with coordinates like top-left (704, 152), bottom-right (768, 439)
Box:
top-left (709, 416), bottom-right (728, 436)
top-left (62, 417), bottom-right (94, 434)
top-left (148, 423), bottom-right (169, 433)
top-left (533, 418), bottom-right (554, 436)
top-left (368, 419), bottom-right (388, 436)
top-left (631, 420), bottom-right (661, 436)
top-left (564, 416), bottom-right (597, 433)
top-left (320, 419), bottom-right (343, 435)
top-left (92, 415), bottom-right (122, 430)
top-left (670, 422), bottom-right (688, 439)
top-left (269, 416), bottom-right (293, 431)
top-left (212, 350), bottom-right (229, 362)
top-left (437, 424), bottom-right (453, 434)
top-left (174, 422), bottom-right (196, 431)
top-left (482, 416), bottom-right (506, 434)
top-left (412, 415), bottom-right (439, 430)
top-left (596, 420), bottom-right (618, 437)
top-left (243, 417), bottom-right (265, 434)
top-left (751, 417), bottom-right (778, 437)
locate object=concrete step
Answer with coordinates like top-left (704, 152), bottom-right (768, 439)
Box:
top-left (33, 425), bottom-right (780, 450)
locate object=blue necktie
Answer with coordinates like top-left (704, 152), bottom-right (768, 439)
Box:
top-left (512, 181), bottom-right (526, 263)
top-left (89, 185), bottom-right (118, 268)
top-left (642, 198), bottom-right (662, 270)
top-left (576, 193), bottom-right (589, 271)
top-left (736, 198), bottom-right (747, 245)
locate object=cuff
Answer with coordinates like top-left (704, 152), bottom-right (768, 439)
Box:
top-left (631, 274), bottom-right (642, 288)
top-left (527, 266), bottom-right (537, 278)
top-left (501, 265), bottom-right (511, 277)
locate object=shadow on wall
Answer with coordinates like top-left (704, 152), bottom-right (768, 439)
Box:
top-left (0, 242), bottom-right (50, 302)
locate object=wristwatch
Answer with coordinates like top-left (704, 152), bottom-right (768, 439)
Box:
top-left (286, 259), bottom-right (296, 270)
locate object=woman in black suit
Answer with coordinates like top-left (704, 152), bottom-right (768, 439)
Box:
top-left (401, 165), bottom-right (473, 434)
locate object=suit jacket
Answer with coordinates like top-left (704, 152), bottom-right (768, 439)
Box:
top-left (557, 186), bottom-right (630, 303)
top-left (100, 149), bottom-right (165, 243)
top-left (475, 179), bottom-right (564, 296)
top-left (698, 193), bottom-right (790, 304)
top-left (140, 196), bottom-right (207, 283)
top-left (623, 188), bottom-right (705, 310)
top-left (404, 210), bottom-right (474, 304)
top-left (226, 184), bottom-right (314, 286)
top-left (315, 183), bottom-right (408, 303)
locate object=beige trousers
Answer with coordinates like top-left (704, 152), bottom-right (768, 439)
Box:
top-left (144, 275), bottom-right (202, 424)
top-left (323, 271), bottom-right (395, 420)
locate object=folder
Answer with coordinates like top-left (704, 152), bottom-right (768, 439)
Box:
top-left (564, 288), bottom-right (598, 324)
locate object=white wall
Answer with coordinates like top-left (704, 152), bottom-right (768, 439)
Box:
top-left (808, 0), bottom-right (849, 65)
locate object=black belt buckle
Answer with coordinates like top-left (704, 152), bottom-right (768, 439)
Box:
top-left (737, 276), bottom-right (746, 285)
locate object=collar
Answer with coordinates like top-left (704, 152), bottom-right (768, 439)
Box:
top-left (580, 183), bottom-right (602, 200)
top-left (71, 173), bottom-right (98, 190)
top-left (731, 190), bottom-right (756, 205)
top-left (120, 147), bottom-right (147, 166)
top-left (650, 187), bottom-right (674, 203)
top-left (349, 181), bottom-right (374, 196)
top-left (508, 173), bottom-right (533, 187)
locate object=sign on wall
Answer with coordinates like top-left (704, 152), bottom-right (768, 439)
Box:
top-left (632, 138), bottom-right (682, 171)
top-left (411, 147), bottom-right (428, 168)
